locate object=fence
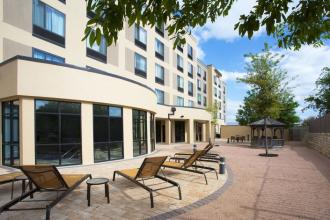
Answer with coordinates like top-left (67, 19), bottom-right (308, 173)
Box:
top-left (308, 113), bottom-right (330, 133)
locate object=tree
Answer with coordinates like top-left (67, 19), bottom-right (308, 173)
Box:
top-left (206, 102), bottom-right (219, 142)
top-left (84, 0), bottom-right (330, 49)
top-left (236, 44), bottom-right (300, 127)
top-left (304, 67), bottom-right (330, 116)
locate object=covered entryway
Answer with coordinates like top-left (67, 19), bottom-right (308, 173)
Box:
top-left (175, 121), bottom-right (185, 142)
top-left (195, 122), bottom-right (203, 142)
top-left (156, 119), bottom-right (166, 143)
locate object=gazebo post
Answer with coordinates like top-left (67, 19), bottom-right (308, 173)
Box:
top-left (264, 117), bottom-right (268, 156)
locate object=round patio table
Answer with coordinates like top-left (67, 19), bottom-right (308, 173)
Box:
top-left (86, 178), bottom-right (110, 206)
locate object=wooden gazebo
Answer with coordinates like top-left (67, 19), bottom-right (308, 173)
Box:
top-left (250, 118), bottom-right (285, 147)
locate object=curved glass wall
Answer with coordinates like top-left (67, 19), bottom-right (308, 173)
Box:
top-left (93, 105), bottom-right (123, 162)
top-left (35, 100), bottom-right (81, 165)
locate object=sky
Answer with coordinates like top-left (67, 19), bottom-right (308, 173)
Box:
top-left (192, 0), bottom-right (330, 124)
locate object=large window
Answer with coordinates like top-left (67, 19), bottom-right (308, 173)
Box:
top-left (188, 44), bottom-right (193, 60)
top-left (33, 0), bottom-right (65, 47)
top-left (203, 83), bottom-right (207, 94)
top-left (135, 24), bottom-right (147, 50)
top-left (197, 66), bottom-right (202, 77)
top-left (33, 48), bottom-right (65, 63)
top-left (203, 96), bottom-right (207, 107)
top-left (188, 81), bottom-right (194, 96)
top-left (177, 54), bottom-right (183, 72)
top-left (156, 89), bottom-right (165, 104)
top-left (188, 63), bottom-right (193, 78)
top-left (86, 32), bottom-right (107, 63)
top-left (197, 94), bottom-right (202, 105)
top-left (35, 100), bottom-right (81, 165)
top-left (188, 100), bottom-right (194, 107)
top-left (197, 79), bottom-right (201, 91)
top-left (155, 39), bottom-right (164, 60)
top-left (155, 64), bottom-right (164, 84)
top-left (2, 101), bottom-right (19, 166)
top-left (176, 96), bottom-right (184, 106)
top-left (135, 53), bottom-right (147, 77)
top-left (132, 110), bottom-right (148, 157)
top-left (93, 105), bottom-right (123, 162)
top-left (177, 75), bottom-right (184, 92)
top-left (155, 22), bottom-right (164, 37)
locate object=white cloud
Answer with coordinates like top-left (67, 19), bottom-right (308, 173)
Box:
top-left (276, 45), bottom-right (330, 115)
top-left (220, 69), bottom-right (245, 81)
top-left (226, 99), bottom-right (242, 124)
top-left (223, 45), bottom-right (330, 123)
top-left (193, 0), bottom-right (264, 42)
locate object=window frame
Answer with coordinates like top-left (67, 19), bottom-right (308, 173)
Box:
top-left (33, 0), bottom-right (66, 47)
top-left (176, 54), bottom-right (184, 72)
top-left (32, 48), bottom-right (65, 63)
top-left (134, 24), bottom-right (147, 50)
top-left (134, 53), bottom-right (147, 78)
top-left (155, 38), bottom-right (165, 61)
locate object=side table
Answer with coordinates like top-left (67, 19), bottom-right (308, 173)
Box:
top-left (86, 178), bottom-right (110, 206)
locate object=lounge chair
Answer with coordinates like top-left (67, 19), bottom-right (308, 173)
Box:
top-left (162, 150), bottom-right (218, 185)
top-left (113, 156), bottom-right (182, 208)
top-left (0, 165), bottom-right (91, 220)
top-left (174, 143), bottom-right (221, 160)
top-left (0, 172), bottom-right (32, 199)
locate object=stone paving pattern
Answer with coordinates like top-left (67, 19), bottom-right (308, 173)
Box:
top-left (174, 141), bottom-right (330, 220)
top-left (0, 143), bottom-right (226, 220)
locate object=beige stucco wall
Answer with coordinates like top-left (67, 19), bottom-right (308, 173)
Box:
top-left (3, 0), bottom-right (32, 33)
top-left (3, 38), bottom-right (31, 60)
top-left (0, 59), bottom-right (157, 113)
top-left (0, 0), bottom-right (222, 165)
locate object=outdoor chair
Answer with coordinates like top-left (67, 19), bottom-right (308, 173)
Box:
top-left (162, 150), bottom-right (218, 185)
top-left (0, 165), bottom-right (91, 220)
top-left (174, 143), bottom-right (221, 161)
top-left (113, 156), bottom-right (182, 208)
top-left (0, 172), bottom-right (32, 199)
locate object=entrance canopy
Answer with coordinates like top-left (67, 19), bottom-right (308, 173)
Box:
top-left (250, 118), bottom-right (286, 147)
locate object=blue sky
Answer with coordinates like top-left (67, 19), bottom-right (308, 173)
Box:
top-left (192, 1), bottom-right (330, 124)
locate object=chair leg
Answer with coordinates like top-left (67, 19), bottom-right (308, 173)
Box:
top-left (11, 180), bottom-right (15, 199)
top-left (149, 191), bottom-right (154, 208)
top-left (105, 183), bottom-right (110, 204)
top-left (203, 173), bottom-right (208, 185)
top-left (87, 185), bottom-right (91, 207)
top-left (112, 171), bottom-right (117, 181)
top-left (214, 169), bottom-right (219, 180)
top-left (178, 186), bottom-right (182, 200)
top-left (45, 207), bottom-right (51, 220)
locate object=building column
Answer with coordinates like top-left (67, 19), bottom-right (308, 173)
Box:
top-left (0, 101), bottom-right (2, 165)
top-left (147, 112), bottom-right (151, 153)
top-left (19, 97), bottom-right (35, 165)
top-left (81, 102), bottom-right (93, 165)
top-left (206, 121), bottom-right (211, 142)
top-left (165, 119), bottom-right (171, 144)
top-left (187, 119), bottom-right (194, 144)
top-left (123, 107), bottom-right (133, 159)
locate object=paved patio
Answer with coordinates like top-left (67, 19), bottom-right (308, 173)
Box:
top-left (1, 141), bottom-right (329, 220)
top-left (0, 143), bottom-right (226, 220)
top-left (174, 141), bottom-right (330, 220)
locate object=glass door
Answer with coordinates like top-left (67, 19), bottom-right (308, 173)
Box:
top-left (2, 101), bottom-right (20, 166)
top-left (175, 121), bottom-right (185, 142)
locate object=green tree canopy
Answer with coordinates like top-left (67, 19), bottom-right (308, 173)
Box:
top-left (236, 45), bottom-right (300, 127)
top-left (84, 0), bottom-right (330, 49)
top-left (304, 67), bottom-right (330, 116)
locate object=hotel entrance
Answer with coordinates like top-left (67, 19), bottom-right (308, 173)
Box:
top-left (195, 122), bottom-right (203, 142)
top-left (156, 120), bottom-right (166, 143)
top-left (175, 121), bottom-right (185, 143)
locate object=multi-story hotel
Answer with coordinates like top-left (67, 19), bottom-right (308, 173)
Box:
top-left (0, 0), bottom-right (226, 166)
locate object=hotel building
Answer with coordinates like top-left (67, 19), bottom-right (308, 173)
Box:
top-left (0, 0), bottom-right (226, 166)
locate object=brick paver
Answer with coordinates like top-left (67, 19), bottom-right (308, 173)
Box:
top-left (175, 141), bottom-right (330, 220)
top-left (0, 143), bottom-right (226, 220)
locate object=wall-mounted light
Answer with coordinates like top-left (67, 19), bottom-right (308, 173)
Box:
top-left (168, 106), bottom-right (176, 120)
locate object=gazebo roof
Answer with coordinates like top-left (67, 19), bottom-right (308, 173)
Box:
top-left (249, 118), bottom-right (285, 127)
